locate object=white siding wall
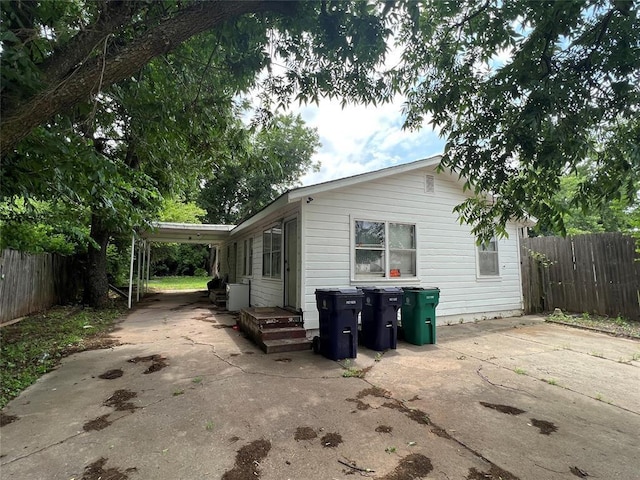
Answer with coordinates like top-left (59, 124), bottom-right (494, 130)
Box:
top-left (301, 167), bottom-right (524, 330)
top-left (219, 203), bottom-right (300, 308)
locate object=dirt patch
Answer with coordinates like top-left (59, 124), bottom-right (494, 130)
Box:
top-left (321, 432), bottom-right (343, 448)
top-left (407, 395), bottom-right (420, 402)
top-left (229, 353), bottom-right (240, 357)
top-left (570, 466), bottom-right (590, 478)
top-left (376, 425), bottom-right (393, 433)
top-left (128, 354), bottom-right (168, 374)
top-left (0, 413), bottom-right (18, 427)
top-left (531, 418), bottom-right (558, 435)
top-left (382, 401), bottom-right (431, 426)
top-left (356, 386), bottom-right (391, 399)
top-left (83, 414), bottom-right (112, 432)
top-left (430, 425), bottom-right (452, 439)
top-left (104, 389), bottom-right (138, 412)
top-left (378, 453), bottom-right (433, 480)
top-left (82, 457), bottom-right (136, 480)
top-left (346, 397), bottom-right (370, 410)
top-left (221, 439), bottom-right (271, 480)
top-left (274, 357), bottom-right (292, 363)
top-left (228, 436), bottom-right (240, 443)
top-left (212, 324), bottom-right (233, 329)
top-left (98, 369), bottom-right (123, 380)
top-left (244, 351), bottom-right (255, 355)
top-left (63, 336), bottom-right (119, 355)
top-left (480, 401), bottom-right (525, 415)
top-left (467, 465), bottom-right (520, 480)
top-left (294, 426), bottom-right (317, 441)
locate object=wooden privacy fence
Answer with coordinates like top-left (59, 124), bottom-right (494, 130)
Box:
top-left (521, 233), bottom-right (640, 320)
top-left (0, 249), bottom-right (81, 323)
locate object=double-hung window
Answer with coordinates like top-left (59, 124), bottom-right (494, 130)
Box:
top-left (477, 237), bottom-right (499, 276)
top-left (354, 220), bottom-right (416, 279)
top-left (262, 226), bottom-right (281, 278)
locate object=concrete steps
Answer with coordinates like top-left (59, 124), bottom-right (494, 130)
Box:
top-left (238, 307), bottom-right (311, 354)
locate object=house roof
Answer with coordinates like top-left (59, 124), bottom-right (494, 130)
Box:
top-left (141, 222), bottom-right (234, 244)
top-left (231, 156), bottom-right (443, 234)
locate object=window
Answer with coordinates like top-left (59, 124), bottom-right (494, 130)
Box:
top-left (243, 238), bottom-right (253, 276)
top-left (354, 220), bottom-right (416, 278)
top-left (478, 238), bottom-right (499, 276)
top-left (262, 226), bottom-right (281, 278)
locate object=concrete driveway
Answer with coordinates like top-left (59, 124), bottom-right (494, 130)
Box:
top-left (1, 291), bottom-right (639, 480)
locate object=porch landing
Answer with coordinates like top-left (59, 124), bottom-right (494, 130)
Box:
top-left (239, 307), bottom-right (311, 354)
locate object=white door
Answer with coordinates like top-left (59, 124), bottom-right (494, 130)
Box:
top-left (284, 219), bottom-right (298, 309)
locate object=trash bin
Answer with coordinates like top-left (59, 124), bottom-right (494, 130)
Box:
top-left (401, 287), bottom-right (440, 346)
top-left (314, 288), bottom-right (363, 360)
top-left (361, 287), bottom-right (404, 351)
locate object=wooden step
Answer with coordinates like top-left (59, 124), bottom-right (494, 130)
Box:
top-left (261, 338), bottom-right (312, 354)
top-left (260, 326), bottom-right (307, 341)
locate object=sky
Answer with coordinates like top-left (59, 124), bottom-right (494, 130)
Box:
top-left (290, 97), bottom-right (446, 187)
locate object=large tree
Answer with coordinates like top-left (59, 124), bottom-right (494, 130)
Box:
top-left (198, 114), bottom-right (321, 224)
top-left (398, 0), bottom-right (639, 239)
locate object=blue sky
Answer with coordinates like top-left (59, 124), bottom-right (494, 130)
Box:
top-left (290, 96), bottom-right (447, 186)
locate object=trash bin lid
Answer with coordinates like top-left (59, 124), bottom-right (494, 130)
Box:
top-left (362, 286), bottom-right (404, 293)
top-left (315, 287), bottom-right (362, 294)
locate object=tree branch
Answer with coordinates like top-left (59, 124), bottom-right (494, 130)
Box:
top-left (1, 0), bottom-right (291, 156)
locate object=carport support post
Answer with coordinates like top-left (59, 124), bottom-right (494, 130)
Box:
top-left (136, 239), bottom-right (142, 302)
top-left (144, 242), bottom-right (151, 293)
top-left (140, 240), bottom-right (146, 299)
top-left (128, 233), bottom-right (135, 308)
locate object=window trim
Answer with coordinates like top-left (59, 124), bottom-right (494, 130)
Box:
top-left (351, 217), bottom-right (418, 282)
top-left (243, 237), bottom-right (253, 276)
top-left (476, 236), bottom-right (500, 278)
top-left (262, 225), bottom-right (282, 279)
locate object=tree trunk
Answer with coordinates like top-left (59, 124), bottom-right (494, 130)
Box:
top-left (0, 0), bottom-right (290, 156)
top-left (83, 213), bottom-right (111, 307)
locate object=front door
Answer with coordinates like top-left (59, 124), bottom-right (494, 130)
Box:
top-left (284, 219), bottom-right (298, 309)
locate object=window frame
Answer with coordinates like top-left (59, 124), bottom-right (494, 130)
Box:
top-left (262, 225), bottom-right (282, 279)
top-left (476, 237), bottom-right (500, 277)
top-left (352, 217), bottom-right (418, 281)
top-left (243, 237), bottom-right (253, 276)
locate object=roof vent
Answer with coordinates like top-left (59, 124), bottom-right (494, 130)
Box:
top-left (425, 174), bottom-right (435, 193)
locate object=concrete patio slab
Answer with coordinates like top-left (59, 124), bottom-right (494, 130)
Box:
top-left (1, 291), bottom-right (639, 480)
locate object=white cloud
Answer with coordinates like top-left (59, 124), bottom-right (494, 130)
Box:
top-left (293, 96), bottom-right (446, 186)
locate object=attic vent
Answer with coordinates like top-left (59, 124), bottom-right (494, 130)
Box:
top-left (425, 174), bottom-right (435, 193)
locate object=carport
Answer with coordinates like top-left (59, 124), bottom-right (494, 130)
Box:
top-left (127, 222), bottom-right (234, 308)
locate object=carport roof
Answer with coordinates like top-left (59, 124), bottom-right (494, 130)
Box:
top-left (140, 222), bottom-right (234, 245)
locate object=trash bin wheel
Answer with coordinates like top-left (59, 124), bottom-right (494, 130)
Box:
top-left (312, 336), bottom-right (320, 354)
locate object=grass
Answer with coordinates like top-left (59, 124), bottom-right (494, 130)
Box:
top-left (147, 276), bottom-right (209, 291)
top-left (514, 367), bottom-right (527, 375)
top-left (547, 310), bottom-right (640, 339)
top-left (544, 378), bottom-right (558, 386)
top-left (0, 301), bottom-right (126, 409)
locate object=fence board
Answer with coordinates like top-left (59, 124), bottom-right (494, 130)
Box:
top-left (0, 249), bottom-right (81, 323)
top-left (521, 233), bottom-right (640, 320)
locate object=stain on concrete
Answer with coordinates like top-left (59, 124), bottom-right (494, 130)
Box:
top-left (128, 354), bottom-right (167, 374)
top-left (98, 369), bottom-right (123, 380)
top-left (378, 453), bottom-right (433, 480)
top-left (376, 425), bottom-right (393, 433)
top-left (104, 389), bottom-right (137, 412)
top-left (531, 418), bottom-right (558, 435)
top-left (294, 426), bottom-right (317, 441)
top-left (467, 465), bottom-right (520, 480)
top-left (83, 414), bottom-right (112, 431)
top-left (383, 402), bottom-right (431, 426)
top-left (221, 439), bottom-right (271, 480)
top-left (480, 401), bottom-right (526, 415)
top-left (82, 457), bottom-right (136, 480)
top-left (0, 413), bottom-right (18, 427)
top-left (321, 432), bottom-right (343, 447)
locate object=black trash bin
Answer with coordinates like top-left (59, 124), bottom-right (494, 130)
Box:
top-left (361, 287), bottom-right (404, 351)
top-left (314, 288), bottom-right (363, 360)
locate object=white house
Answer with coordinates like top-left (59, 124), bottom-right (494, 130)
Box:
top-left (218, 155), bottom-right (531, 331)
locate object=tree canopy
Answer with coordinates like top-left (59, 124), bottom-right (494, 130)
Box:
top-left (1, 0), bottom-right (638, 305)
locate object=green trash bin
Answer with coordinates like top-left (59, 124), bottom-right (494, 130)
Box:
top-left (401, 287), bottom-right (440, 345)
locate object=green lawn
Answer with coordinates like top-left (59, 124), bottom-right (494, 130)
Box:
top-left (0, 302), bottom-right (126, 409)
top-left (147, 276), bottom-right (210, 291)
